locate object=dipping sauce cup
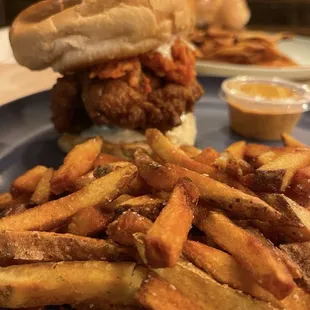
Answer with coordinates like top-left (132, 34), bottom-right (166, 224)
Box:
top-left (221, 76), bottom-right (310, 141)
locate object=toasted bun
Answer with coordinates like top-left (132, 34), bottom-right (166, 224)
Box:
top-left (10, 0), bottom-right (195, 73)
top-left (58, 113), bottom-right (197, 155)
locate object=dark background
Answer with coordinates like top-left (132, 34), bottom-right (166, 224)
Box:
top-left (1, 0), bottom-right (310, 35)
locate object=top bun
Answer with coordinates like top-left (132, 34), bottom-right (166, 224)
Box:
top-left (10, 0), bottom-right (195, 73)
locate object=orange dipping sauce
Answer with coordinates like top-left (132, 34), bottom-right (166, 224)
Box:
top-left (221, 77), bottom-right (310, 141)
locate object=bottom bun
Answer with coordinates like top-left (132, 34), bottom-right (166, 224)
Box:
top-left (58, 113), bottom-right (197, 156)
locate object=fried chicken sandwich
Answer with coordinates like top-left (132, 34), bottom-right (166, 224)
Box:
top-left (10, 0), bottom-right (203, 153)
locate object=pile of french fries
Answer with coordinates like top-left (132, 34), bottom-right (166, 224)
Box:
top-left (191, 26), bottom-right (296, 67)
top-left (0, 131), bottom-right (309, 310)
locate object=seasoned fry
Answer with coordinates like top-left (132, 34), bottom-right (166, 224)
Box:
top-left (252, 150), bottom-right (310, 192)
top-left (69, 171), bottom-right (96, 192)
top-left (280, 242), bottom-right (310, 292)
top-left (0, 201), bottom-right (28, 219)
top-left (67, 207), bottom-right (114, 237)
top-left (180, 145), bottom-right (201, 157)
top-left (225, 141), bottom-right (246, 159)
top-left (245, 144), bottom-right (297, 163)
top-left (94, 153), bottom-right (127, 167)
top-left (195, 210), bottom-right (295, 299)
top-left (10, 165), bottom-right (48, 198)
top-left (136, 274), bottom-right (200, 310)
top-left (31, 168), bottom-right (53, 205)
top-left (115, 195), bottom-right (165, 221)
top-left (290, 165), bottom-right (310, 196)
top-left (245, 226), bottom-right (302, 279)
top-left (0, 193), bottom-right (13, 210)
top-left (0, 230), bottom-right (131, 265)
top-left (107, 211), bottom-right (152, 246)
top-left (259, 194), bottom-right (310, 242)
top-left (0, 166), bottom-right (137, 231)
top-left (134, 234), bottom-right (278, 310)
top-left (145, 178), bottom-right (198, 268)
top-left (146, 129), bottom-right (216, 176)
top-left (214, 151), bottom-right (253, 180)
top-left (135, 150), bottom-right (280, 221)
top-left (183, 240), bottom-right (280, 306)
top-left (254, 151), bottom-right (278, 168)
top-left (281, 133), bottom-right (307, 148)
top-left (94, 162), bottom-right (132, 177)
top-left (282, 287), bottom-right (310, 310)
top-left (192, 147), bottom-right (220, 165)
top-left (143, 135), bottom-right (254, 193)
top-left (94, 162), bottom-right (150, 196)
top-left (0, 261), bottom-right (147, 308)
top-left (261, 194), bottom-right (310, 227)
top-left (67, 194), bottom-right (133, 237)
top-left (51, 137), bottom-right (103, 195)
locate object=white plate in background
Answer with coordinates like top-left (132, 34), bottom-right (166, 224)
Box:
top-left (0, 27), bottom-right (16, 64)
top-left (196, 36), bottom-right (310, 80)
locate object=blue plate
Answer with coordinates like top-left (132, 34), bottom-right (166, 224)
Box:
top-left (0, 77), bottom-right (309, 193)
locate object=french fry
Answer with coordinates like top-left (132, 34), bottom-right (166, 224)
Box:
top-left (67, 194), bottom-right (133, 237)
top-left (192, 147), bottom-right (220, 165)
top-left (134, 234), bottom-right (278, 310)
top-left (136, 274), bottom-right (200, 310)
top-left (245, 226), bottom-right (302, 279)
top-left (68, 195), bottom-right (130, 237)
top-left (115, 195), bottom-right (166, 221)
top-left (69, 171), bottom-right (96, 192)
top-left (94, 162), bottom-right (133, 177)
top-left (258, 194), bottom-right (310, 242)
top-left (180, 145), bottom-right (201, 157)
top-left (253, 150), bottom-right (310, 192)
top-left (0, 166), bottom-right (137, 231)
top-left (254, 151), bottom-right (278, 168)
top-left (0, 230), bottom-right (131, 265)
top-left (94, 162), bottom-right (150, 196)
top-left (145, 129), bottom-right (217, 176)
top-left (183, 240), bottom-right (281, 306)
top-left (146, 129), bottom-right (251, 192)
top-left (214, 151), bottom-right (253, 180)
top-left (281, 133), bottom-right (307, 148)
top-left (280, 242), bottom-right (310, 293)
top-left (67, 207), bottom-right (114, 237)
top-left (51, 137), bottom-right (103, 195)
top-left (0, 261), bottom-right (147, 308)
top-left (31, 168), bottom-right (53, 205)
top-left (245, 143), bottom-right (271, 160)
top-left (0, 193), bottom-right (13, 210)
top-left (245, 144), bottom-right (296, 162)
top-left (195, 210), bottom-right (295, 299)
top-left (290, 165), bottom-right (310, 196)
top-left (10, 165), bottom-right (48, 198)
top-left (282, 287), bottom-right (310, 310)
top-left (145, 178), bottom-right (199, 268)
top-left (94, 153), bottom-right (127, 167)
top-left (0, 201), bottom-right (28, 219)
top-left (107, 211), bottom-right (152, 246)
top-left (225, 140), bottom-right (246, 159)
top-left (134, 149), bottom-right (281, 221)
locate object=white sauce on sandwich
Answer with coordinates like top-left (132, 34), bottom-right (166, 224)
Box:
top-left (80, 113), bottom-right (196, 146)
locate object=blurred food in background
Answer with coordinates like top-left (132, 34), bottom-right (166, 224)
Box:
top-left (195, 0), bottom-right (251, 30)
top-left (191, 26), bottom-right (296, 66)
top-left (192, 0), bottom-right (297, 67)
